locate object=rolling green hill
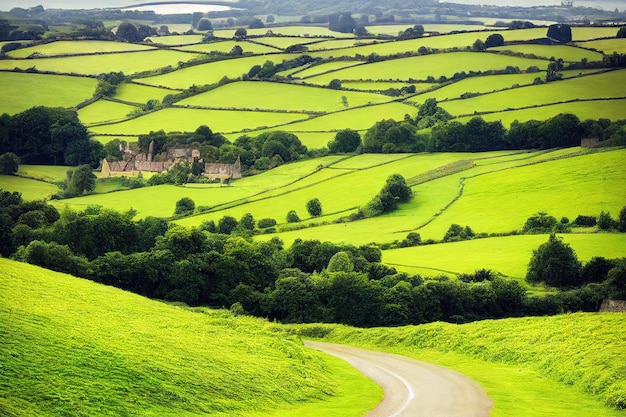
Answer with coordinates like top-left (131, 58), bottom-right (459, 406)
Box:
top-left (0, 258), bottom-right (381, 417)
top-left (297, 312), bottom-right (626, 417)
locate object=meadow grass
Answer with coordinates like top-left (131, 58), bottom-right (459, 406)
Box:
top-left (91, 135), bottom-right (139, 145)
top-left (298, 312), bottom-right (626, 416)
top-left (0, 258), bottom-right (382, 417)
top-left (0, 175), bottom-right (59, 200)
top-left (490, 44), bottom-right (604, 62)
top-left (177, 81), bottom-right (393, 112)
top-left (0, 72), bottom-right (96, 115)
top-left (383, 233), bottom-right (626, 279)
top-left (304, 52), bottom-right (548, 84)
top-left (77, 99), bottom-right (139, 126)
top-left (213, 26), bottom-right (354, 38)
top-left (364, 24), bottom-right (495, 36)
top-left (145, 34), bottom-right (203, 45)
top-left (577, 38), bottom-right (626, 54)
top-left (114, 82), bottom-right (178, 103)
top-left (293, 61), bottom-right (365, 78)
top-left (571, 26), bottom-right (622, 40)
top-left (6, 40), bottom-right (155, 58)
top-left (0, 50), bottom-right (203, 76)
top-left (439, 69), bottom-right (626, 116)
top-left (455, 98), bottom-right (626, 126)
top-left (88, 107), bottom-right (308, 136)
top-left (341, 81), bottom-right (430, 92)
top-left (17, 164), bottom-right (71, 183)
top-left (305, 38), bottom-right (385, 51)
top-left (138, 54), bottom-right (293, 89)
top-left (249, 36), bottom-right (319, 49)
top-left (178, 40), bottom-right (281, 54)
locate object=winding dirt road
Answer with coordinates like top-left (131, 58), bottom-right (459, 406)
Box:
top-left (305, 341), bottom-right (493, 417)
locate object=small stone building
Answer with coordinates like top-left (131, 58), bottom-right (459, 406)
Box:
top-left (599, 299), bottom-right (626, 312)
top-left (204, 156), bottom-right (242, 182)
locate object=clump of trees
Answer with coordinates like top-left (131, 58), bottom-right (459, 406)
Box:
top-left (0, 152), bottom-right (19, 175)
top-left (398, 24), bottom-right (424, 40)
top-left (364, 174), bottom-right (413, 217)
top-left (328, 129), bottom-right (361, 153)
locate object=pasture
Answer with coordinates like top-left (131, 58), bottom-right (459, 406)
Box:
top-left (178, 40), bottom-right (281, 54)
top-left (114, 82), bottom-right (177, 103)
top-left (291, 61), bottom-right (365, 78)
top-left (304, 52), bottom-right (548, 84)
top-left (176, 81), bottom-right (394, 112)
top-left (145, 34), bottom-right (203, 45)
top-left (0, 72), bottom-right (96, 115)
top-left (578, 38), bottom-right (626, 54)
top-left (0, 258), bottom-right (381, 417)
top-left (0, 174), bottom-right (59, 200)
top-left (77, 99), bottom-right (138, 126)
top-left (303, 312), bottom-right (626, 417)
top-left (489, 44), bottom-right (604, 62)
top-left (438, 69), bottom-right (626, 116)
top-left (5, 40), bottom-right (155, 58)
top-left (213, 26), bottom-right (354, 38)
top-left (0, 49), bottom-right (203, 76)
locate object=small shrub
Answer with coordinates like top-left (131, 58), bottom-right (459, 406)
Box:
top-left (286, 210), bottom-right (300, 223)
top-left (174, 197), bottom-right (195, 216)
top-left (258, 218), bottom-right (277, 229)
top-left (574, 215), bottom-right (597, 227)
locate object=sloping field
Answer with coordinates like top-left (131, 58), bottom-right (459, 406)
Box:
top-left (306, 313), bottom-right (626, 417)
top-left (146, 34), bottom-right (203, 45)
top-left (178, 40), bottom-right (281, 54)
top-left (88, 107), bottom-right (308, 136)
top-left (293, 61), bottom-right (365, 78)
top-left (0, 71), bottom-right (97, 115)
top-left (177, 81), bottom-right (393, 111)
top-left (0, 174), bottom-right (59, 200)
top-left (17, 164), bottom-right (70, 183)
top-left (77, 99), bottom-right (138, 126)
top-left (114, 82), bottom-right (177, 103)
top-left (0, 258), bottom-right (381, 417)
top-left (305, 52), bottom-right (548, 84)
top-left (305, 38), bottom-right (384, 51)
top-left (365, 24), bottom-right (495, 36)
top-left (138, 54), bottom-right (292, 89)
top-left (213, 26), bottom-right (353, 38)
top-left (250, 37), bottom-right (318, 49)
top-left (342, 81), bottom-right (430, 92)
top-left (455, 98), bottom-right (626, 126)
top-left (383, 233), bottom-right (626, 279)
top-left (6, 40), bottom-right (155, 58)
top-left (577, 38), bottom-right (626, 54)
top-left (0, 50), bottom-right (203, 75)
top-left (490, 44), bottom-right (603, 62)
top-left (439, 69), bottom-right (626, 116)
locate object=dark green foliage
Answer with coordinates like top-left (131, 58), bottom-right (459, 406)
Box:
top-left (306, 198), bottom-right (322, 217)
top-left (604, 259), bottom-right (626, 300)
top-left (472, 38), bottom-right (486, 51)
top-left (547, 24), bottom-right (572, 43)
top-left (574, 214), bottom-right (597, 227)
top-left (598, 211), bottom-right (617, 230)
top-left (581, 257), bottom-right (617, 284)
top-left (365, 174), bottom-right (413, 216)
top-left (234, 27), bottom-right (247, 39)
top-left (257, 218), bottom-right (277, 229)
top-left (398, 24), bottom-right (424, 40)
top-left (174, 197), bottom-right (195, 216)
top-left (0, 152), bottom-right (19, 174)
top-left (196, 18), bottom-right (213, 31)
top-left (14, 240), bottom-right (87, 276)
top-left (239, 213), bottom-right (255, 230)
top-left (433, 117), bottom-right (506, 152)
top-left (66, 165), bottom-right (96, 196)
top-left (328, 78), bottom-right (342, 89)
top-left (545, 59), bottom-right (563, 82)
top-left (618, 27), bottom-right (626, 38)
top-left (248, 18), bottom-right (264, 29)
top-left (443, 224), bottom-right (475, 242)
top-left (363, 119), bottom-right (426, 153)
top-left (327, 251), bottom-right (354, 272)
top-left (116, 22), bottom-right (143, 42)
top-left (526, 234), bottom-right (582, 288)
top-left (286, 210), bottom-right (300, 223)
top-left (618, 206), bottom-right (626, 232)
top-left (218, 216), bottom-right (238, 234)
top-left (523, 211), bottom-right (557, 233)
top-left (329, 129), bottom-right (362, 153)
top-left (329, 12), bottom-right (355, 33)
top-left (485, 33), bottom-right (504, 48)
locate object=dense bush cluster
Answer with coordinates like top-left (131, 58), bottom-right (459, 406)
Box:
top-left (3, 190), bottom-right (624, 328)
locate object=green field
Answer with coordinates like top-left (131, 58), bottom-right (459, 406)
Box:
top-left (439, 69), bottom-right (626, 116)
top-left (0, 72), bottom-right (97, 115)
top-left (17, 164), bottom-right (72, 183)
top-left (578, 38), bottom-right (626, 54)
top-left (490, 44), bottom-right (604, 62)
top-left (291, 61), bottom-right (365, 78)
top-left (178, 40), bottom-right (281, 54)
top-left (77, 99), bottom-right (138, 126)
top-left (177, 81), bottom-right (393, 111)
top-left (0, 258), bottom-right (382, 417)
top-left (146, 34), bottom-right (203, 45)
top-left (6, 40), bottom-right (155, 58)
top-left (305, 52), bottom-right (548, 84)
top-left (342, 81), bottom-right (430, 92)
top-left (139, 54), bottom-right (293, 89)
top-left (0, 174), bottom-right (59, 200)
top-left (249, 36), bottom-right (319, 49)
top-left (302, 312), bottom-right (626, 417)
top-left (213, 26), bottom-right (354, 38)
top-left (0, 50), bottom-right (203, 76)
top-left (88, 107), bottom-right (308, 136)
top-left (305, 38), bottom-right (385, 51)
top-left (383, 233), bottom-right (626, 279)
top-left (114, 82), bottom-right (178, 103)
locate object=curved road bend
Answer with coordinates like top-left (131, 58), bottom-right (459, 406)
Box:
top-left (305, 341), bottom-right (493, 417)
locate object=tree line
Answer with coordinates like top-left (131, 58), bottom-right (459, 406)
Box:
top-left (2, 189), bottom-right (624, 327)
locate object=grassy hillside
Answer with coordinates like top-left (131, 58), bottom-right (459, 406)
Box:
top-left (0, 258), bottom-right (381, 417)
top-left (297, 313), bottom-right (626, 417)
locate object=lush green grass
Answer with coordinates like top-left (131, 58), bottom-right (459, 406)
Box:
top-left (455, 98), bottom-right (626, 126)
top-left (6, 40), bottom-right (155, 58)
top-left (0, 175), bottom-right (59, 200)
top-left (146, 34), bottom-right (203, 45)
top-left (342, 81), bottom-right (432, 92)
top-left (249, 36), bottom-right (319, 49)
top-left (305, 52), bottom-right (547, 84)
top-left (177, 81), bottom-right (393, 112)
top-left (299, 312), bottom-right (626, 416)
top-left (571, 26), bottom-right (622, 40)
top-left (490, 44), bottom-right (603, 62)
top-left (293, 61), bottom-right (365, 78)
top-left (77, 99), bottom-right (138, 126)
top-left (139, 54), bottom-right (292, 89)
top-left (0, 50), bottom-right (203, 76)
top-left (88, 107), bottom-right (308, 136)
top-left (365, 24), bottom-right (495, 36)
top-left (178, 40), bottom-right (281, 54)
top-left (440, 69), bottom-right (626, 116)
top-left (383, 233), bottom-right (626, 279)
top-left (0, 72), bottom-right (96, 115)
top-left (305, 38), bottom-right (385, 51)
top-left (17, 165), bottom-right (71, 183)
top-left (578, 38), bottom-right (626, 54)
top-left (0, 258), bottom-right (382, 417)
top-left (213, 26), bottom-right (354, 38)
top-left (114, 82), bottom-right (178, 103)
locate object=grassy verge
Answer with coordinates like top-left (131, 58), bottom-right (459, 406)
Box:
top-left (0, 258), bottom-right (381, 417)
top-left (295, 312), bottom-right (626, 417)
